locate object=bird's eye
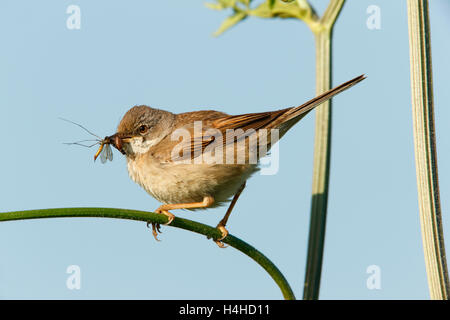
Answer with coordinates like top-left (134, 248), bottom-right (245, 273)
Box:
top-left (138, 125), bottom-right (149, 135)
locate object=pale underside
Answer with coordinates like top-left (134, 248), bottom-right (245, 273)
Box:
top-left (125, 126), bottom-right (263, 208)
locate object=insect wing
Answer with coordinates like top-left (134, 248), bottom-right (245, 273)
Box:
top-left (106, 144), bottom-right (113, 162)
top-left (100, 145), bottom-right (108, 164)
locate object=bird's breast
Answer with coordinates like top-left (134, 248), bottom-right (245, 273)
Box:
top-left (126, 155), bottom-right (258, 207)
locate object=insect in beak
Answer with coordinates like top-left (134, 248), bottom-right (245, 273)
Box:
top-left (93, 134), bottom-right (129, 162)
top-left (60, 117), bottom-right (114, 164)
top-left (93, 144), bottom-right (104, 161)
top-left (60, 118), bottom-right (130, 163)
top-left (94, 137), bottom-right (114, 163)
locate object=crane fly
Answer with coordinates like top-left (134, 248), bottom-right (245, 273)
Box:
top-left (93, 138), bottom-right (113, 163)
top-left (60, 117), bottom-right (114, 164)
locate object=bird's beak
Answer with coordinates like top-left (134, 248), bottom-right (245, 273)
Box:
top-left (107, 133), bottom-right (131, 155)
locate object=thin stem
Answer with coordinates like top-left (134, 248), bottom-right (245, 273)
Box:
top-left (407, 0), bottom-right (449, 299)
top-left (0, 207), bottom-right (296, 300)
top-left (303, 0), bottom-right (345, 300)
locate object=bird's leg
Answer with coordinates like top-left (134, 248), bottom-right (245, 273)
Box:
top-left (147, 196), bottom-right (215, 241)
top-left (214, 182), bottom-right (246, 248)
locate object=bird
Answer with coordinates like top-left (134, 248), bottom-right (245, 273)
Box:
top-left (100, 74), bottom-right (365, 247)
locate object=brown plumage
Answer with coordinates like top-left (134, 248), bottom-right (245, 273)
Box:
top-left (103, 74), bottom-right (365, 246)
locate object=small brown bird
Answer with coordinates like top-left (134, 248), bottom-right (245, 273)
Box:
top-left (100, 75), bottom-right (365, 247)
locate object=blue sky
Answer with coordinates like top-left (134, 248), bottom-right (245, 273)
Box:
top-left (0, 0), bottom-right (449, 299)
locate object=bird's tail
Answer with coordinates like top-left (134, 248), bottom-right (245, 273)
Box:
top-left (272, 74), bottom-right (366, 136)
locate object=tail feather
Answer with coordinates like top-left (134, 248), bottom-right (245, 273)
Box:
top-left (272, 74), bottom-right (366, 135)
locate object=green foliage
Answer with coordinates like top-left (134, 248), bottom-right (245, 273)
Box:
top-left (206, 0), bottom-right (319, 36)
top-left (213, 11), bottom-right (247, 36)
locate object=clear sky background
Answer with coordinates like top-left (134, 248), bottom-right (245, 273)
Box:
top-left (0, 0), bottom-right (449, 299)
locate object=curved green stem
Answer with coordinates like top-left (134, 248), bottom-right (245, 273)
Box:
top-left (0, 207), bottom-right (295, 300)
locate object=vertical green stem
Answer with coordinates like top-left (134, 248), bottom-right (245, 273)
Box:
top-left (303, 29), bottom-right (332, 300)
top-left (303, 0), bottom-right (345, 300)
top-left (407, 0), bottom-right (449, 299)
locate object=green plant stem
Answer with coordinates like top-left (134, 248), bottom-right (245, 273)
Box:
top-left (303, 0), bottom-right (345, 300)
top-left (0, 207), bottom-right (295, 300)
top-left (407, 0), bottom-right (449, 299)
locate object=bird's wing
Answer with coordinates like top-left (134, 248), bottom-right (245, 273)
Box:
top-left (156, 74), bottom-right (365, 163)
top-left (162, 111), bottom-right (286, 163)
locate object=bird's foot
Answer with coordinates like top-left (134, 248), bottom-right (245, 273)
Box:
top-left (146, 208), bottom-right (175, 241)
top-left (213, 224), bottom-right (229, 248)
top-left (156, 208), bottom-right (175, 226)
top-left (146, 221), bottom-right (162, 241)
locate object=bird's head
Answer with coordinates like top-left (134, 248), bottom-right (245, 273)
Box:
top-left (108, 105), bottom-right (175, 158)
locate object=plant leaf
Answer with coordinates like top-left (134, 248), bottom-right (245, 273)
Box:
top-left (213, 11), bottom-right (247, 36)
top-left (205, 2), bottom-right (226, 10)
top-left (238, 0), bottom-right (251, 6)
top-left (296, 0), bottom-right (311, 10)
top-left (219, 0), bottom-right (238, 7)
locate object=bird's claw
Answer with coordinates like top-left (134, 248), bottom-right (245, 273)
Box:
top-left (216, 225), bottom-right (228, 241)
top-left (214, 240), bottom-right (228, 248)
top-left (212, 224), bottom-right (229, 248)
top-left (146, 209), bottom-right (175, 242)
top-left (155, 209), bottom-right (175, 226)
top-left (147, 221), bottom-right (162, 241)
